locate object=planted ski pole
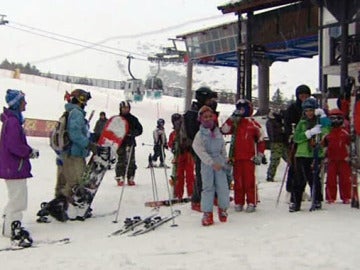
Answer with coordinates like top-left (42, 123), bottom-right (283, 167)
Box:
top-left (276, 123), bottom-right (295, 207)
top-left (161, 146), bottom-right (178, 227)
top-left (309, 114), bottom-right (321, 212)
top-left (148, 153), bottom-right (160, 204)
top-left (113, 144), bottom-right (134, 223)
top-left (276, 164), bottom-right (290, 207)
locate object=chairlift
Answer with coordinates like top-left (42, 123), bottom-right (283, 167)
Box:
top-left (124, 55), bottom-right (144, 102)
top-left (145, 60), bottom-right (163, 100)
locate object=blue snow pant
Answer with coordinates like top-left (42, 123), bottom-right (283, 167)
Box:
top-left (200, 163), bottom-right (230, 213)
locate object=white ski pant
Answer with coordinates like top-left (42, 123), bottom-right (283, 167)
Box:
top-left (2, 179), bottom-right (28, 237)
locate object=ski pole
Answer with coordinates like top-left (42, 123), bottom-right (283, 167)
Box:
top-left (161, 145), bottom-right (178, 227)
top-left (113, 144), bottom-right (134, 223)
top-left (142, 143), bottom-right (154, 147)
top-left (309, 115), bottom-right (321, 212)
top-left (275, 163), bottom-right (290, 207)
top-left (148, 154), bottom-right (160, 204)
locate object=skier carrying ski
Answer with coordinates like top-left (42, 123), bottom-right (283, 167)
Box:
top-left (150, 118), bottom-right (168, 167)
top-left (182, 86), bottom-right (218, 212)
top-left (168, 113), bottom-right (195, 199)
top-left (221, 99), bottom-right (266, 213)
top-left (115, 101), bottom-right (143, 186)
top-left (290, 97), bottom-right (331, 212)
top-left (323, 109), bottom-right (351, 204)
top-left (265, 109), bottom-right (288, 182)
top-left (192, 105), bottom-right (230, 226)
top-left (0, 89), bottom-right (39, 247)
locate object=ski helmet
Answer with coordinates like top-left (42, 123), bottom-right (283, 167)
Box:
top-left (328, 108), bottom-right (344, 127)
top-left (195, 87), bottom-right (217, 105)
top-left (157, 118), bottom-right (165, 127)
top-left (119, 101), bottom-right (131, 111)
top-left (235, 99), bottom-right (253, 117)
top-left (301, 97), bottom-right (318, 110)
top-left (70, 89), bottom-right (91, 105)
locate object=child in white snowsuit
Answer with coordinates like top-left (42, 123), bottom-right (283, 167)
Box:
top-left (151, 118), bottom-right (168, 167)
top-left (192, 105), bottom-right (230, 226)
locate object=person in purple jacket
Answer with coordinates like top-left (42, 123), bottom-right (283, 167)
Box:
top-left (0, 89), bottom-right (39, 247)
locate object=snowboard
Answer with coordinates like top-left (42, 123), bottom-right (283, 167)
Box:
top-left (67, 115), bottom-right (128, 220)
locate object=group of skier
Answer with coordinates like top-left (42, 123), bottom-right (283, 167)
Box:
top-left (266, 81), bottom-right (358, 212)
top-left (1, 78), bottom-right (359, 244)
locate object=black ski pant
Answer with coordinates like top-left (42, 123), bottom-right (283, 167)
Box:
top-left (291, 157), bottom-right (323, 208)
top-left (286, 164), bottom-right (294, 194)
top-left (152, 144), bottom-right (165, 164)
top-left (191, 154), bottom-right (202, 203)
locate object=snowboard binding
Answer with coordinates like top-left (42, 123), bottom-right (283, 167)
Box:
top-left (11, 221), bottom-right (33, 248)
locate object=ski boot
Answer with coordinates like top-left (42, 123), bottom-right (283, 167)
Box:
top-left (11, 221), bottom-right (33, 248)
top-left (47, 196), bottom-right (69, 222)
top-left (201, 212), bottom-right (214, 226)
top-left (115, 176), bottom-right (125, 186)
top-left (218, 208), bottom-right (228, 222)
top-left (127, 176), bottom-right (136, 186)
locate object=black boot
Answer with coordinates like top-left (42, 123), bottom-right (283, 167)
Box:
top-left (289, 191), bottom-right (302, 212)
top-left (47, 196), bottom-right (69, 222)
top-left (11, 221), bottom-right (33, 248)
top-left (289, 203), bottom-right (300, 212)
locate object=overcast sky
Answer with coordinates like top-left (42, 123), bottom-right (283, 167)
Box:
top-left (0, 0), bottom-right (237, 80)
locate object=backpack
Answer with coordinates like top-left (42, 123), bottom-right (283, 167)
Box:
top-left (50, 111), bottom-right (70, 152)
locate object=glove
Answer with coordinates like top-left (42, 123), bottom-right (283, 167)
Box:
top-left (96, 146), bottom-right (110, 157)
top-left (305, 124), bottom-right (322, 139)
top-left (253, 154), bottom-right (264, 165)
top-left (30, 148), bottom-right (39, 159)
top-left (89, 143), bottom-right (109, 156)
top-left (261, 155), bottom-right (268, 165)
top-left (314, 108), bottom-right (326, 118)
top-left (231, 110), bottom-right (242, 120)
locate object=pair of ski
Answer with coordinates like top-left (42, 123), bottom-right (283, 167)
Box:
top-left (109, 210), bottom-right (181, 237)
top-left (0, 238), bottom-right (70, 252)
top-left (144, 197), bottom-right (191, 207)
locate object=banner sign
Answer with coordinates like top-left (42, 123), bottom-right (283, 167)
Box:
top-left (24, 118), bottom-right (57, 137)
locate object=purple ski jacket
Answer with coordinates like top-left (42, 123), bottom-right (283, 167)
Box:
top-left (0, 107), bottom-right (32, 180)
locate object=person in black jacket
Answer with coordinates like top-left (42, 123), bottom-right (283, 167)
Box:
top-left (115, 101), bottom-right (143, 186)
top-left (265, 110), bottom-right (288, 182)
top-left (182, 87), bottom-right (218, 211)
top-left (283, 85), bottom-right (311, 197)
top-left (92, 111), bottom-right (107, 142)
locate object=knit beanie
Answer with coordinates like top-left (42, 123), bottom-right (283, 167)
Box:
top-left (5, 89), bottom-right (25, 110)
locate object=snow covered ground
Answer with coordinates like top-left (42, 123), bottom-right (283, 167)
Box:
top-left (0, 74), bottom-right (360, 270)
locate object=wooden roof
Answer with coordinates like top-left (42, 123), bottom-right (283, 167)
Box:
top-left (218, 0), bottom-right (302, 14)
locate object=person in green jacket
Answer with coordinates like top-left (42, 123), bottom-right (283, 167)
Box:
top-left (289, 97), bottom-right (331, 212)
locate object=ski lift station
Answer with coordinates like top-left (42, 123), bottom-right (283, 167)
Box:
top-left (175, 0), bottom-right (360, 114)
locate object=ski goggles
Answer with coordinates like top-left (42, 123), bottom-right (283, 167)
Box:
top-left (329, 115), bottom-right (343, 121)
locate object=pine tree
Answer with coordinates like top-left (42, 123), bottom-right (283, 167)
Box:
top-left (271, 88), bottom-right (284, 106)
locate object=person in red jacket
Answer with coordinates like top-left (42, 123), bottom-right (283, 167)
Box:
top-left (168, 113), bottom-right (195, 199)
top-left (323, 109), bottom-right (351, 204)
top-left (221, 99), bottom-right (266, 213)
